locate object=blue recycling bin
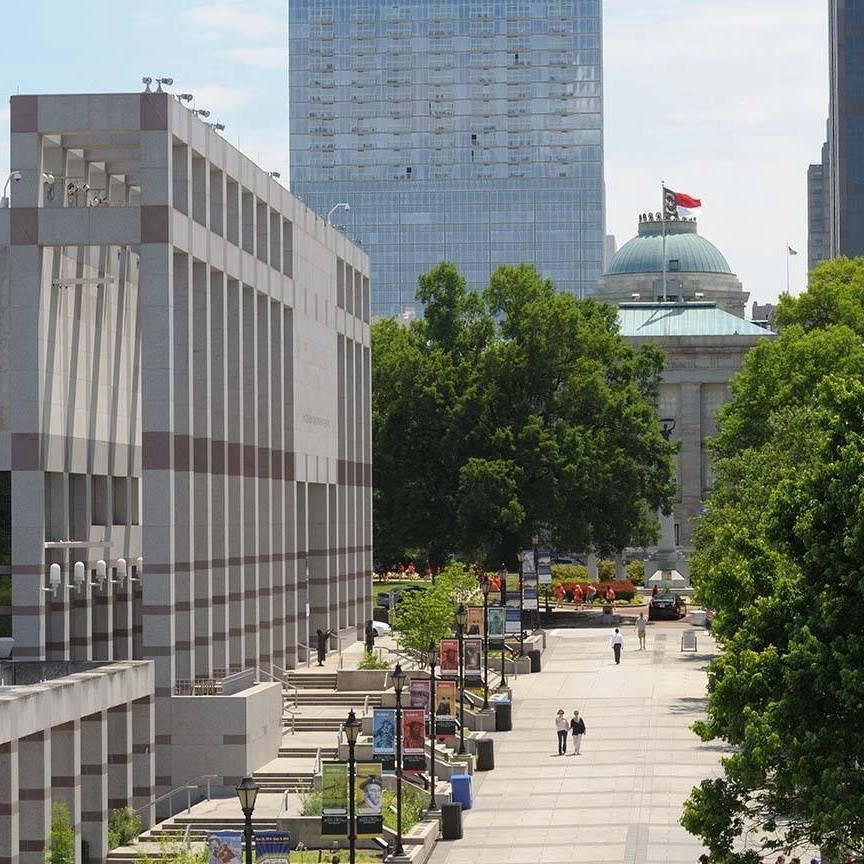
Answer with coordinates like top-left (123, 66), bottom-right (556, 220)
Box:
top-left (450, 773), bottom-right (473, 811)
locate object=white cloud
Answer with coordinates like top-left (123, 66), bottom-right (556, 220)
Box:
top-left (215, 46), bottom-right (286, 71)
top-left (185, 83), bottom-right (250, 113)
top-left (604, 0), bottom-right (828, 306)
top-left (182, 0), bottom-right (284, 41)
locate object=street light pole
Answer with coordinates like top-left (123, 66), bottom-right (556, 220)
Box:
top-left (455, 603), bottom-right (468, 755)
top-left (392, 663), bottom-right (406, 856)
top-left (426, 643), bottom-right (438, 811)
top-left (480, 576), bottom-right (490, 709)
top-left (498, 565), bottom-right (507, 688)
top-left (344, 709), bottom-right (361, 864)
top-left (518, 553), bottom-right (525, 657)
top-left (235, 776), bottom-right (259, 864)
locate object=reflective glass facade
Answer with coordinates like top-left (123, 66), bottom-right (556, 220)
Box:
top-left (289, 0), bottom-right (605, 318)
top-left (830, 0), bottom-right (864, 257)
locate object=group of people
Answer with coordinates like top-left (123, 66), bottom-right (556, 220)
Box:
top-left (554, 708), bottom-right (586, 755)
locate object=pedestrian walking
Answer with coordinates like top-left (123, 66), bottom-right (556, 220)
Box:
top-left (635, 612), bottom-right (647, 650)
top-left (570, 710), bottom-right (586, 755)
top-left (555, 709), bottom-right (568, 754)
top-left (610, 628), bottom-right (624, 664)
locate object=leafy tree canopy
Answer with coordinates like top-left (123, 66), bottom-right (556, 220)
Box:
top-left (372, 263), bottom-right (676, 567)
top-left (684, 257), bottom-right (864, 861)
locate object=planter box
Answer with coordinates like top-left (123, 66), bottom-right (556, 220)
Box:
top-left (503, 656), bottom-right (531, 676)
top-left (464, 707), bottom-right (496, 732)
top-left (337, 669), bottom-right (389, 691)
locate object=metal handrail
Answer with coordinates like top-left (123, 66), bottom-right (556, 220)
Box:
top-left (283, 704), bottom-right (299, 735)
top-left (363, 694), bottom-right (370, 716)
top-left (132, 773), bottom-right (218, 817)
top-left (296, 641), bottom-right (312, 668)
top-left (314, 747), bottom-right (322, 775)
top-left (259, 663), bottom-right (299, 707)
top-left (375, 644), bottom-right (419, 670)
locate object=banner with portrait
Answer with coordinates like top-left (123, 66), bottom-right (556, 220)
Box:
top-left (466, 607), bottom-right (485, 637)
top-left (372, 708), bottom-right (396, 759)
top-left (520, 550), bottom-right (535, 574)
top-left (487, 606), bottom-right (505, 646)
top-left (434, 679), bottom-right (457, 736)
top-left (208, 832), bottom-right (242, 864)
top-left (409, 678), bottom-right (431, 714)
top-left (402, 707), bottom-right (427, 772)
top-left (321, 762), bottom-right (348, 836)
top-left (439, 638), bottom-right (459, 677)
top-left (355, 762), bottom-right (384, 837)
top-left (255, 831), bottom-right (292, 864)
top-left (463, 637), bottom-right (482, 682)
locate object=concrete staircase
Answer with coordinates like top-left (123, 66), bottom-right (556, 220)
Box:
top-left (139, 814), bottom-right (280, 843)
top-left (253, 768), bottom-right (316, 794)
top-left (291, 689), bottom-right (382, 707)
top-left (285, 671), bottom-right (338, 689)
top-left (279, 744), bottom-right (338, 759)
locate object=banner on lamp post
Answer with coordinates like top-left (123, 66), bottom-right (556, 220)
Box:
top-left (255, 831), bottom-right (292, 864)
top-left (538, 552), bottom-right (552, 585)
top-left (487, 606), bottom-right (505, 646)
top-left (434, 679), bottom-right (457, 736)
top-left (208, 832), bottom-right (242, 864)
top-left (321, 761), bottom-right (348, 836)
top-left (408, 678), bottom-right (431, 714)
top-left (355, 762), bottom-right (384, 837)
top-left (466, 607), bottom-right (484, 636)
top-left (439, 638), bottom-right (459, 677)
top-left (372, 708), bottom-right (396, 759)
top-left (505, 607), bottom-right (522, 635)
top-left (402, 707), bottom-right (427, 772)
top-left (464, 637), bottom-right (482, 682)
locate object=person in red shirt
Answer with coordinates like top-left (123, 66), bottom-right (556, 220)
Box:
top-left (573, 584), bottom-right (584, 608)
top-left (605, 586), bottom-right (616, 604)
top-left (553, 583), bottom-right (565, 607)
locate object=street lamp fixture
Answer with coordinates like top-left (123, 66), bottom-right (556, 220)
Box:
top-left (480, 576), bottom-right (491, 709)
top-left (455, 603), bottom-right (468, 754)
top-left (498, 564), bottom-right (507, 687)
top-left (327, 202), bottom-right (351, 225)
top-left (344, 709), bottom-right (362, 864)
top-left (392, 662), bottom-right (406, 855)
top-left (235, 775), bottom-right (259, 864)
top-left (424, 642), bottom-right (439, 810)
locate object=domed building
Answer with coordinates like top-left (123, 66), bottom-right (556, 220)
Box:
top-left (598, 213), bottom-right (748, 316)
top-left (598, 212), bottom-right (772, 586)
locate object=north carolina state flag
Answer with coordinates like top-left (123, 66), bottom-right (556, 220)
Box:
top-left (663, 187), bottom-right (701, 218)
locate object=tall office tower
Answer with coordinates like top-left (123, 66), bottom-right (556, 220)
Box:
top-left (289, 0), bottom-right (605, 318)
top-left (808, 139), bottom-right (830, 272)
top-left (829, 0), bottom-right (864, 257)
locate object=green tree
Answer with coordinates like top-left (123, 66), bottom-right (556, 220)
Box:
top-left (46, 802), bottom-right (75, 864)
top-left (683, 258), bottom-right (864, 861)
top-left (372, 262), bottom-right (676, 567)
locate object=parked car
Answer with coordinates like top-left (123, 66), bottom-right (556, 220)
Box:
top-left (648, 592), bottom-right (686, 621)
top-left (379, 584), bottom-right (426, 609)
top-left (371, 620), bottom-right (392, 637)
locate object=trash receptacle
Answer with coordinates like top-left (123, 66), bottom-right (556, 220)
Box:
top-left (494, 700), bottom-right (512, 731)
top-left (475, 737), bottom-right (494, 771)
top-left (528, 649), bottom-right (541, 673)
top-left (450, 773), bottom-right (473, 810)
top-left (441, 801), bottom-right (463, 840)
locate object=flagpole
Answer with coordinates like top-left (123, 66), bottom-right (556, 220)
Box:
top-left (786, 244), bottom-right (790, 296)
top-left (661, 181), bottom-right (668, 303)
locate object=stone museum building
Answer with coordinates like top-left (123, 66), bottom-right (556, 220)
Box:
top-left (598, 213), bottom-right (773, 563)
top-left (0, 91), bottom-right (372, 862)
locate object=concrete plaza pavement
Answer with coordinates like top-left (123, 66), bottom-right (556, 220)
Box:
top-left (429, 625), bottom-right (724, 864)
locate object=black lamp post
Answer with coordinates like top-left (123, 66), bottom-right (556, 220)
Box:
top-left (518, 553), bottom-right (525, 657)
top-left (455, 603), bottom-right (468, 754)
top-left (235, 775), bottom-right (259, 864)
top-left (425, 642), bottom-right (438, 810)
top-left (498, 565), bottom-right (507, 688)
top-left (392, 662), bottom-right (407, 856)
top-left (480, 575), bottom-right (490, 709)
top-left (344, 708), bottom-right (362, 864)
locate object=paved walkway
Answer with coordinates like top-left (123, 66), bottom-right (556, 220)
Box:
top-left (430, 625), bottom-right (724, 864)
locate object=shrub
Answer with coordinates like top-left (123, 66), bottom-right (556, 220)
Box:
top-left (108, 806), bottom-right (142, 849)
top-left (46, 802), bottom-right (75, 864)
top-left (299, 790), bottom-right (323, 816)
top-left (551, 563), bottom-right (588, 582)
top-left (383, 785), bottom-right (429, 834)
top-left (597, 559), bottom-right (617, 581)
top-left (357, 651), bottom-right (390, 671)
top-left (134, 839), bottom-right (209, 864)
top-left (626, 560), bottom-right (645, 586)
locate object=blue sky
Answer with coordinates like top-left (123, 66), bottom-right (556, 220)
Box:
top-left (0, 0), bottom-right (827, 307)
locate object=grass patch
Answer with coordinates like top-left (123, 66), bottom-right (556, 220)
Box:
top-left (371, 580), bottom-right (429, 602)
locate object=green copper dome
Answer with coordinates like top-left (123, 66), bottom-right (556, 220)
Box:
top-left (605, 218), bottom-right (733, 276)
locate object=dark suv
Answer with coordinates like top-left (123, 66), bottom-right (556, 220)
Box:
top-left (648, 592), bottom-right (686, 621)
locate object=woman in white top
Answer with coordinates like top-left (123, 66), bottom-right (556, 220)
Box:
top-left (555, 709), bottom-right (568, 754)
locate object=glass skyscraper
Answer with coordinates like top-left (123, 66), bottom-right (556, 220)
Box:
top-left (829, 0), bottom-right (864, 257)
top-left (289, 0), bottom-right (605, 318)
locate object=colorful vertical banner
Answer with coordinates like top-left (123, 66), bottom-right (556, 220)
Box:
top-left (208, 832), bottom-right (242, 864)
top-left (321, 762), bottom-right (348, 836)
top-left (439, 638), bottom-right (459, 677)
top-left (521, 550), bottom-right (539, 610)
top-left (520, 550), bottom-right (535, 573)
top-left (435, 679), bottom-right (457, 736)
top-left (487, 607), bottom-right (505, 646)
top-left (255, 831), bottom-right (292, 864)
top-left (466, 607), bottom-right (485, 637)
top-left (537, 552), bottom-right (552, 585)
top-left (464, 637), bottom-right (482, 681)
top-left (372, 708), bottom-right (396, 758)
top-left (409, 678), bottom-right (431, 713)
top-left (505, 607), bottom-right (522, 634)
top-left (355, 762), bottom-right (384, 837)
top-left (402, 707), bottom-right (427, 772)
